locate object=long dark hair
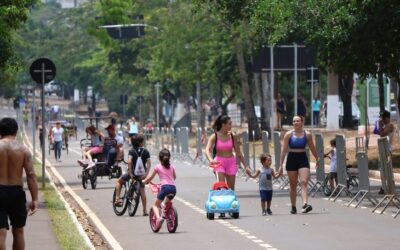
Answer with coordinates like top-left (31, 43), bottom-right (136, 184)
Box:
top-left (159, 148), bottom-right (171, 169)
top-left (212, 115), bottom-right (231, 132)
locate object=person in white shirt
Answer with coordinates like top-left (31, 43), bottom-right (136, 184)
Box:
top-left (50, 121), bottom-right (64, 162)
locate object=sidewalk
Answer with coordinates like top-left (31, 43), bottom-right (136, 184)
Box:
top-left (5, 191), bottom-right (60, 250)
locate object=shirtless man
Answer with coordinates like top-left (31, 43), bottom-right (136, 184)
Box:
top-left (0, 118), bottom-right (38, 250)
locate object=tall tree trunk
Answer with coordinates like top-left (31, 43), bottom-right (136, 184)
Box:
top-left (338, 74), bottom-right (354, 128)
top-left (235, 42), bottom-right (260, 140)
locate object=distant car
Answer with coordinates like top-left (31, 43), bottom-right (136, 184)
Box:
top-left (44, 81), bottom-right (60, 96)
top-left (339, 101), bottom-right (360, 128)
top-left (205, 182), bottom-right (240, 220)
top-left (390, 103), bottom-right (398, 121)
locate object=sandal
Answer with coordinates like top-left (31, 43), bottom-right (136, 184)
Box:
top-left (143, 211), bottom-right (149, 216)
top-left (114, 199), bottom-right (123, 207)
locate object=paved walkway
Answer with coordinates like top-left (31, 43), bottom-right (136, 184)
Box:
top-left (5, 192), bottom-right (60, 250)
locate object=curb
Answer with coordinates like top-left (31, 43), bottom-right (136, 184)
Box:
top-left (22, 127), bottom-right (95, 250)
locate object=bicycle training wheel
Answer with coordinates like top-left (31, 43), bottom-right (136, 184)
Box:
top-left (128, 181), bottom-right (141, 217)
top-left (112, 184), bottom-right (128, 216)
top-left (166, 206), bottom-right (178, 233)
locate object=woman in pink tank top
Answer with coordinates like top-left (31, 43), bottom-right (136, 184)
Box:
top-left (205, 115), bottom-right (250, 190)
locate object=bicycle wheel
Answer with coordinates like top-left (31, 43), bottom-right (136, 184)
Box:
top-left (323, 176), bottom-right (332, 196)
top-left (149, 208), bottom-right (160, 233)
top-left (112, 183), bottom-right (128, 216)
top-left (166, 206), bottom-right (178, 233)
top-left (347, 176), bottom-right (359, 191)
top-left (89, 168), bottom-right (97, 189)
top-left (128, 181), bottom-right (141, 217)
top-left (82, 171), bottom-right (88, 189)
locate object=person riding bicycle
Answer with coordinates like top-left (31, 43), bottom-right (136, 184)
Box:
top-left (144, 149), bottom-right (176, 229)
top-left (114, 134), bottom-right (151, 216)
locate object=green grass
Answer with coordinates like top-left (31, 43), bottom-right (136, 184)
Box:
top-left (33, 163), bottom-right (90, 250)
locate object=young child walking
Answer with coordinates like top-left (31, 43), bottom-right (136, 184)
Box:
top-left (144, 148), bottom-right (176, 228)
top-left (246, 153), bottom-right (279, 215)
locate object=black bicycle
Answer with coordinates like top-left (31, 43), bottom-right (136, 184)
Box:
top-left (322, 164), bottom-right (359, 196)
top-left (112, 178), bottom-right (141, 216)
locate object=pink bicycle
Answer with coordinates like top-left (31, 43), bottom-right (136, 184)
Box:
top-left (148, 182), bottom-right (178, 233)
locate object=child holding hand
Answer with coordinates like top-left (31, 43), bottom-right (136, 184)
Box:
top-left (246, 153), bottom-right (279, 215)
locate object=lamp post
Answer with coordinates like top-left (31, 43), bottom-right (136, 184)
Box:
top-left (155, 82), bottom-right (160, 128)
top-left (185, 43), bottom-right (201, 131)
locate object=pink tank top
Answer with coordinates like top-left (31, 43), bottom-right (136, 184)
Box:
top-left (215, 134), bottom-right (234, 151)
top-left (155, 164), bottom-right (175, 186)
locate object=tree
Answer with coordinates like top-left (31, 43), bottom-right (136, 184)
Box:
top-left (0, 0), bottom-right (38, 70)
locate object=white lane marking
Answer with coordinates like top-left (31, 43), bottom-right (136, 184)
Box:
top-left (23, 129), bottom-right (123, 250)
top-left (174, 196), bottom-right (277, 249)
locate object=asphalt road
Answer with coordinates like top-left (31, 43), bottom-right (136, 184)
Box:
top-left (2, 107), bottom-right (398, 250)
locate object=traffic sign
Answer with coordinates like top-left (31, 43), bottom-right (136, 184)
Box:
top-left (162, 90), bottom-right (176, 104)
top-left (136, 95), bottom-right (145, 103)
top-left (30, 58), bottom-right (56, 84)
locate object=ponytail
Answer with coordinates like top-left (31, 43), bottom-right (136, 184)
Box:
top-left (159, 148), bottom-right (171, 169)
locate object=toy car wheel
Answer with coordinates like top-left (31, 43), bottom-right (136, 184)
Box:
top-left (206, 213), bottom-right (214, 220)
top-left (231, 212), bottom-right (239, 219)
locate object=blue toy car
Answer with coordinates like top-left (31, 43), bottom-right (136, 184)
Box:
top-left (205, 182), bottom-right (240, 220)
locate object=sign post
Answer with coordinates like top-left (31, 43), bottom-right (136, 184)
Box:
top-left (307, 66), bottom-right (319, 134)
top-left (30, 58), bottom-right (56, 188)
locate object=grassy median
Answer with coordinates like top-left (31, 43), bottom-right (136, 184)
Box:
top-left (33, 162), bottom-right (90, 250)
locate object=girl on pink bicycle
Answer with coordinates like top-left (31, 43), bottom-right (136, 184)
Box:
top-left (144, 148), bottom-right (176, 229)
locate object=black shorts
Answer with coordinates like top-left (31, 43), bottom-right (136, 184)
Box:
top-left (286, 152), bottom-right (310, 171)
top-left (120, 173), bottom-right (144, 188)
top-left (128, 133), bottom-right (138, 138)
top-left (0, 185), bottom-right (27, 230)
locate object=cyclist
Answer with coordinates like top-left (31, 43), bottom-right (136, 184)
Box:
top-left (114, 135), bottom-right (151, 216)
top-left (144, 149), bottom-right (176, 229)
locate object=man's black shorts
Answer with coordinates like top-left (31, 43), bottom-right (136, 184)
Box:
top-left (0, 185), bottom-right (27, 230)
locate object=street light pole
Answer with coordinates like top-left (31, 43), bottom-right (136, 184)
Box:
top-left (156, 82), bottom-right (160, 128)
top-left (196, 61), bottom-right (201, 132)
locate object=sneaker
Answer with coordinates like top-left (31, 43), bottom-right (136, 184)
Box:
top-left (290, 206), bottom-right (297, 214)
top-left (218, 213), bottom-right (225, 218)
top-left (86, 162), bottom-right (95, 170)
top-left (378, 187), bottom-right (384, 195)
top-left (266, 208), bottom-right (272, 215)
top-left (301, 204), bottom-right (312, 213)
top-left (262, 210), bottom-right (267, 216)
top-left (156, 217), bottom-right (164, 229)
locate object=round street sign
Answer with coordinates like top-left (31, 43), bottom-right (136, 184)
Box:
top-left (29, 58), bottom-right (56, 84)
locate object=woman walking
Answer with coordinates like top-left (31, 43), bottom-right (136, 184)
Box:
top-left (278, 116), bottom-right (319, 214)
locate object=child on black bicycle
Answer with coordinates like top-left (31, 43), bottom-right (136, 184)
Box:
top-left (246, 153), bottom-right (279, 216)
top-left (144, 148), bottom-right (176, 229)
top-left (114, 134), bottom-right (151, 216)
top-left (324, 138), bottom-right (337, 190)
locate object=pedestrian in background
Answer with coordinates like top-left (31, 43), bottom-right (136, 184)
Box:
top-left (377, 110), bottom-right (395, 194)
top-left (297, 93), bottom-right (307, 122)
top-left (276, 93), bottom-right (286, 130)
top-left (312, 96), bottom-right (321, 126)
top-left (278, 116), bottom-right (319, 214)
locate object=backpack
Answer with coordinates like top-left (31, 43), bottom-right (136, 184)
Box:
top-left (133, 148), bottom-right (146, 176)
top-left (212, 132), bottom-right (234, 158)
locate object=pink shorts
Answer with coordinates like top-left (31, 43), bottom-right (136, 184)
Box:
top-left (214, 156), bottom-right (238, 176)
top-left (89, 146), bottom-right (103, 154)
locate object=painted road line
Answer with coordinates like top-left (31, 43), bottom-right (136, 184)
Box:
top-left (174, 196), bottom-right (277, 250)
